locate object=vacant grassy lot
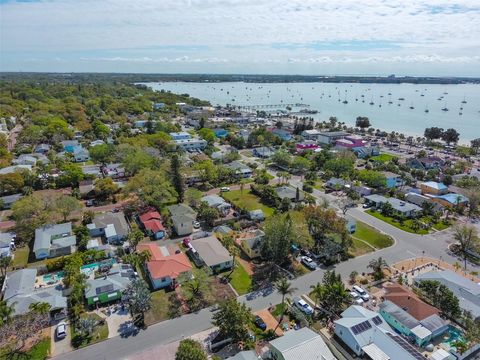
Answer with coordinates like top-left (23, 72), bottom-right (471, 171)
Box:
top-left (366, 210), bottom-right (429, 234)
top-left (350, 238), bottom-right (374, 257)
top-left (0, 337), bottom-right (50, 360)
top-left (222, 190), bottom-right (275, 217)
top-left (370, 153), bottom-right (396, 163)
top-left (11, 246), bottom-right (29, 268)
top-left (144, 290), bottom-right (171, 326)
top-left (353, 221), bottom-right (394, 249)
top-left (229, 262), bottom-right (252, 295)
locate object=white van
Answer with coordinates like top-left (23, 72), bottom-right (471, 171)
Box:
top-left (353, 285), bottom-right (370, 301)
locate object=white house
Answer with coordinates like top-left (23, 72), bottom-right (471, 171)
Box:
top-left (33, 223), bottom-right (76, 260)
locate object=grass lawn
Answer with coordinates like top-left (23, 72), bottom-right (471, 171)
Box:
top-left (11, 246), bottom-right (29, 268)
top-left (350, 238), bottom-right (374, 257)
top-left (353, 222), bottom-right (394, 249)
top-left (0, 337), bottom-right (50, 360)
top-left (222, 190), bottom-right (275, 217)
top-left (229, 262), bottom-right (252, 295)
top-left (366, 210), bottom-right (429, 234)
top-left (272, 303), bottom-right (285, 317)
top-left (144, 290), bottom-right (171, 326)
top-left (370, 153), bottom-right (396, 163)
top-left (71, 314), bottom-right (108, 348)
top-left (432, 221), bottom-right (451, 231)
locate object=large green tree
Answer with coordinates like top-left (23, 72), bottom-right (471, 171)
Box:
top-left (175, 339), bottom-right (207, 360)
top-left (211, 299), bottom-right (253, 343)
top-left (124, 169), bottom-right (177, 209)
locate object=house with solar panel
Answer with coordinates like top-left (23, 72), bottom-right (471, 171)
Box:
top-left (334, 305), bottom-right (426, 360)
top-left (84, 263), bottom-right (136, 306)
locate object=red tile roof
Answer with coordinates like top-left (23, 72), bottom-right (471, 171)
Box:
top-left (139, 211), bottom-right (164, 233)
top-left (137, 243), bottom-right (192, 280)
top-left (383, 283), bottom-right (439, 320)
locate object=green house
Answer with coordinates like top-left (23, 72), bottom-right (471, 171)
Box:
top-left (85, 265), bottom-right (135, 306)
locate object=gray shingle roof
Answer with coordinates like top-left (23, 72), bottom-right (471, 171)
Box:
top-left (379, 300), bottom-right (420, 329)
top-left (192, 235), bottom-right (232, 267)
top-left (275, 186), bottom-right (305, 201)
top-left (414, 270), bottom-right (480, 319)
top-left (33, 223), bottom-right (73, 252)
top-left (92, 212), bottom-right (129, 238)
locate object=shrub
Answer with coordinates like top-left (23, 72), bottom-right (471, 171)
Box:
top-left (302, 184), bottom-right (313, 193)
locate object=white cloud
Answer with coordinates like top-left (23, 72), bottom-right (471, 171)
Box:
top-left (1, 0), bottom-right (479, 74)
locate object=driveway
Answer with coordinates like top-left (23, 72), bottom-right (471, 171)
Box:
top-left (50, 319), bottom-right (72, 357)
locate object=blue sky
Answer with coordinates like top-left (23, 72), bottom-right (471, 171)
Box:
top-left (1, 0), bottom-right (479, 76)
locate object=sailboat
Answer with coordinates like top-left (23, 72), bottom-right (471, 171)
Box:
top-left (409, 102), bottom-right (414, 109)
top-left (441, 102), bottom-right (449, 111)
top-left (461, 96), bottom-right (467, 104)
top-left (424, 105), bottom-right (429, 113)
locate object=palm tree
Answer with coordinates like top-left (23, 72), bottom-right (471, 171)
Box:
top-left (274, 277), bottom-right (297, 330)
top-left (29, 302), bottom-right (51, 315)
top-left (0, 300), bottom-right (14, 326)
top-left (309, 282), bottom-right (324, 317)
top-left (368, 257), bottom-right (389, 280)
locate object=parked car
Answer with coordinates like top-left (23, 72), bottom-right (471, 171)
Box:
top-left (301, 256), bottom-right (317, 270)
top-left (86, 199), bottom-right (95, 207)
top-left (362, 203), bottom-right (372, 209)
top-left (220, 187), bottom-right (230, 192)
top-left (353, 285), bottom-right (370, 301)
top-left (254, 315), bottom-right (267, 331)
top-left (182, 237), bottom-right (191, 247)
top-left (56, 322), bottom-right (67, 339)
top-left (300, 248), bottom-right (312, 257)
top-left (192, 221), bottom-right (201, 229)
top-left (350, 291), bottom-right (364, 305)
top-left (294, 298), bottom-right (314, 315)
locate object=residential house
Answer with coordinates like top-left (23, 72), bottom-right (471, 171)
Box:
top-left (352, 184), bottom-right (372, 197)
top-left (325, 177), bottom-right (347, 191)
top-left (334, 305), bottom-right (425, 360)
top-left (381, 171), bottom-right (404, 188)
top-left (34, 143), bottom-right (50, 154)
top-left (61, 140), bottom-right (80, 152)
top-left (85, 263), bottom-right (136, 306)
top-left (201, 194), bottom-right (232, 216)
top-left (0, 165), bottom-right (32, 175)
top-left (102, 163), bottom-right (126, 179)
top-left (81, 164), bottom-right (102, 177)
top-left (79, 180), bottom-right (95, 199)
top-left (405, 193), bottom-right (444, 213)
top-left (364, 194), bottom-right (422, 218)
top-left (252, 147), bottom-right (275, 158)
top-left (191, 235), bottom-right (233, 272)
top-left (137, 243), bottom-right (192, 290)
top-left (271, 128), bottom-right (293, 141)
top-left (335, 134), bottom-right (365, 149)
top-left (248, 209), bottom-right (265, 221)
top-left (1, 268), bottom-right (67, 319)
top-left (237, 229), bottom-right (265, 259)
top-left (139, 210), bottom-right (165, 240)
top-left (381, 284), bottom-right (449, 343)
top-left (407, 157), bottom-right (444, 171)
top-left (168, 204), bottom-right (197, 236)
top-left (275, 186), bottom-right (305, 203)
top-left (317, 131), bottom-right (349, 145)
top-left (426, 193), bottom-right (469, 208)
top-left (12, 154), bottom-right (38, 166)
top-left (89, 139), bottom-right (105, 147)
top-left (87, 212), bottom-right (129, 244)
top-left (414, 270), bottom-right (480, 321)
top-left (175, 137), bottom-right (208, 151)
top-left (226, 161), bottom-right (253, 178)
top-left (169, 132), bottom-right (191, 141)
top-left (153, 102), bottom-right (165, 110)
top-left (0, 232), bottom-right (14, 258)
top-left (229, 351), bottom-right (258, 360)
top-left (296, 141), bottom-right (319, 153)
top-left (301, 129), bottom-right (323, 141)
top-left (33, 223), bottom-right (76, 260)
top-left (420, 181), bottom-right (449, 195)
top-left (0, 193), bottom-right (22, 209)
top-left (268, 327), bottom-right (336, 360)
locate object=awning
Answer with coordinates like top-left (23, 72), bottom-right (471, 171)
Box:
top-left (411, 325), bottom-right (432, 340)
top-left (362, 343), bottom-right (390, 360)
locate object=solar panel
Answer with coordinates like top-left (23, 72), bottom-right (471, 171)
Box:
top-left (351, 320), bottom-right (372, 335)
top-left (372, 316), bottom-right (383, 325)
top-left (386, 333), bottom-right (424, 360)
top-left (96, 284), bottom-right (114, 295)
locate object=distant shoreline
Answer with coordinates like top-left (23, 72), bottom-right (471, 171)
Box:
top-left (1, 72), bottom-right (480, 85)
